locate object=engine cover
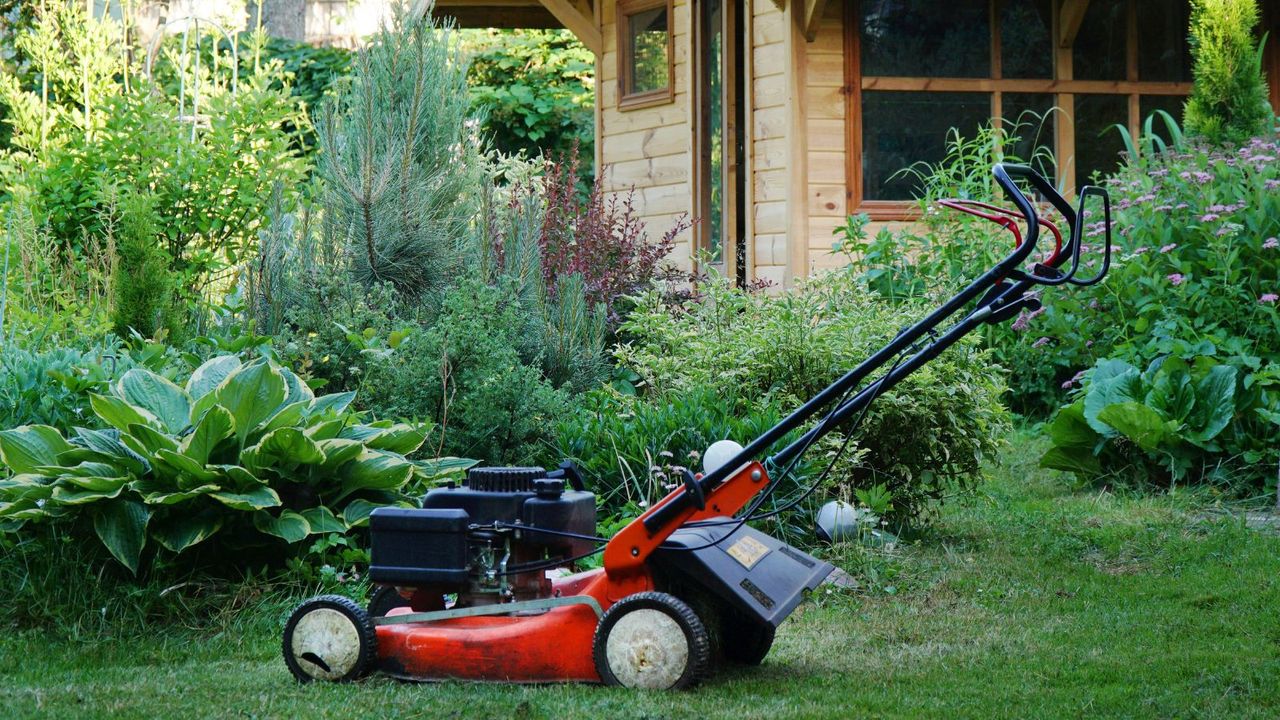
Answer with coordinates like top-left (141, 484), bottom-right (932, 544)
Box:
top-left (368, 466), bottom-right (596, 591)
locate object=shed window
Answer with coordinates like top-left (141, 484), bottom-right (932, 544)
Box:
top-left (848, 0), bottom-right (1193, 218)
top-left (617, 0), bottom-right (674, 109)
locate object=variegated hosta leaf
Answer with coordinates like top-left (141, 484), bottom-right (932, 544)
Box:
top-left (153, 450), bottom-right (221, 488)
top-left (185, 355), bottom-right (242, 402)
top-left (151, 508), bottom-right (222, 553)
top-left (252, 509), bottom-right (310, 542)
top-left (338, 450), bottom-right (415, 499)
top-left (181, 405), bottom-right (235, 465)
top-left (242, 428), bottom-right (325, 472)
top-left (279, 367), bottom-right (316, 407)
top-left (90, 393), bottom-right (159, 434)
top-left (307, 392), bottom-right (356, 418)
top-left (0, 426), bottom-right (74, 475)
top-left (0, 475), bottom-right (55, 503)
top-left (123, 422), bottom-right (179, 455)
top-left (341, 498), bottom-right (381, 528)
top-left (340, 423), bottom-right (429, 455)
top-left (92, 500), bottom-right (150, 575)
top-left (51, 483), bottom-right (127, 505)
top-left (413, 457), bottom-right (478, 482)
top-left (300, 506), bottom-right (346, 534)
top-left (208, 484), bottom-right (281, 511)
top-left (70, 428), bottom-right (150, 476)
top-left (216, 360), bottom-right (287, 447)
top-left (317, 439), bottom-right (364, 471)
top-left (117, 369), bottom-right (192, 434)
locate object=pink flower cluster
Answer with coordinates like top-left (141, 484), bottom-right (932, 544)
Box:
top-left (1167, 273), bottom-right (1185, 286)
top-left (1264, 237), bottom-right (1279, 250)
top-left (1261, 293), bottom-right (1279, 305)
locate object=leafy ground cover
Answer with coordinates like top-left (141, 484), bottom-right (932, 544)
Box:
top-left (2, 434), bottom-right (1276, 719)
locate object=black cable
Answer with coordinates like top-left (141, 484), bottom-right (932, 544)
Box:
top-left (489, 522), bottom-right (609, 544)
top-left (493, 545), bottom-right (604, 576)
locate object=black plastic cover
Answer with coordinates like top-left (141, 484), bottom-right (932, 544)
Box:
top-left (369, 507), bottom-right (470, 586)
top-left (651, 520), bottom-right (834, 628)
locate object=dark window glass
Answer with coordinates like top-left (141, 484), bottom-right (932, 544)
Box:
top-left (1073, 0), bottom-right (1127, 81)
top-left (862, 91), bottom-right (990, 200)
top-left (1137, 0), bottom-right (1192, 82)
top-left (1140, 94), bottom-right (1188, 146)
top-left (1003, 93), bottom-right (1057, 179)
top-left (1074, 94), bottom-right (1129, 182)
top-left (700, 0), bottom-right (724, 262)
top-left (629, 7), bottom-right (669, 93)
top-left (861, 0), bottom-right (989, 77)
top-left (1001, 0), bottom-right (1053, 78)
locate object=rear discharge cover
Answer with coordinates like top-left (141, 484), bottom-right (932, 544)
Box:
top-left (650, 519), bottom-right (834, 628)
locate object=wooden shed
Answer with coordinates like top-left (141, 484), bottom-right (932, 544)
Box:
top-left (435, 0), bottom-right (1280, 288)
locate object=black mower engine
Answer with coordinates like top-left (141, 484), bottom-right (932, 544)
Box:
top-left (369, 466), bottom-right (595, 606)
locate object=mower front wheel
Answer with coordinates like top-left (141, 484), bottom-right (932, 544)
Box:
top-left (282, 595), bottom-right (377, 683)
top-left (593, 592), bottom-right (710, 690)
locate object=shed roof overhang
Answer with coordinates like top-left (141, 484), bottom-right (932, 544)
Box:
top-left (432, 0), bottom-right (603, 53)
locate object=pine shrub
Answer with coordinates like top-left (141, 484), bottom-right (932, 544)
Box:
top-left (109, 190), bottom-right (179, 341)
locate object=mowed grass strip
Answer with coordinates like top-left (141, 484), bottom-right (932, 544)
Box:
top-left (3, 439), bottom-right (1278, 719)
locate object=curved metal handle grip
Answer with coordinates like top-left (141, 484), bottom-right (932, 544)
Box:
top-left (1067, 185), bottom-right (1113, 286)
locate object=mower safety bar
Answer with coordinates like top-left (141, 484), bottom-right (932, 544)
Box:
top-left (641, 164), bottom-right (1112, 536)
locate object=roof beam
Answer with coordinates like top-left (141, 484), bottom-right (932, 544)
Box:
top-left (1059, 0), bottom-right (1090, 48)
top-left (801, 0), bottom-right (829, 42)
top-left (538, 0), bottom-right (602, 54)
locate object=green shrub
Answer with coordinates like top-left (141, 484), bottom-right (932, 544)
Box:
top-left (1183, 0), bottom-right (1272, 144)
top-left (612, 272), bottom-right (1010, 525)
top-left (108, 190), bottom-right (180, 341)
top-left (0, 338), bottom-right (133, 431)
top-left (0, 355), bottom-right (472, 575)
top-left (362, 279), bottom-right (569, 465)
top-left (461, 29), bottom-right (594, 162)
top-left (1042, 355), bottom-right (1280, 489)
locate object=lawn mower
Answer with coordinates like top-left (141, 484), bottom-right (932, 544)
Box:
top-left (281, 164), bottom-right (1112, 689)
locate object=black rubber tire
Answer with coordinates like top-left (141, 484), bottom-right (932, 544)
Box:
top-left (593, 591), bottom-right (711, 690)
top-left (282, 594), bottom-right (377, 683)
top-left (721, 617), bottom-right (776, 666)
top-left (367, 586), bottom-right (411, 617)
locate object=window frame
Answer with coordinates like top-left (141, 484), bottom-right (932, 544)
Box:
top-left (616, 0), bottom-right (676, 111)
top-left (844, 0), bottom-right (1193, 221)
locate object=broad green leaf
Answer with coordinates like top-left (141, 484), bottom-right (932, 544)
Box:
top-left (1146, 358), bottom-right (1195, 423)
top-left (0, 426), bottom-right (73, 474)
top-left (1083, 361), bottom-right (1144, 435)
top-left (93, 500), bottom-right (150, 574)
top-left (181, 405), bottom-right (235, 465)
top-left (300, 506), bottom-right (345, 534)
top-left (308, 392), bottom-right (356, 418)
top-left (90, 393), bottom-right (158, 433)
top-left (186, 355), bottom-right (242, 401)
top-left (317, 439), bottom-right (365, 470)
top-left (135, 483), bottom-right (219, 505)
top-left (339, 450), bottom-right (415, 497)
top-left (0, 475), bottom-right (55, 502)
top-left (1039, 446), bottom-right (1102, 476)
top-left (279, 367), bottom-right (315, 406)
top-left (1187, 364), bottom-right (1237, 444)
top-left (344, 423), bottom-right (429, 455)
top-left (1097, 402), bottom-right (1167, 452)
top-left (70, 428), bottom-right (149, 475)
top-left (209, 485), bottom-right (281, 511)
top-left (61, 475), bottom-right (130, 492)
top-left (342, 499), bottom-right (380, 528)
top-left (151, 509), bottom-right (223, 553)
top-left (1046, 403), bottom-right (1097, 448)
top-left (305, 418), bottom-right (349, 441)
top-left (37, 461), bottom-right (119, 478)
top-left (118, 369), bottom-right (192, 434)
top-left (216, 360), bottom-right (287, 446)
top-left (243, 428), bottom-right (325, 472)
top-left (124, 422), bottom-right (179, 455)
top-left (260, 400), bottom-right (308, 435)
top-left (413, 457), bottom-right (478, 481)
top-left (214, 464), bottom-right (264, 491)
top-left (50, 483), bottom-right (126, 505)
top-left (252, 510), bottom-right (311, 543)
top-left (153, 450), bottom-right (221, 487)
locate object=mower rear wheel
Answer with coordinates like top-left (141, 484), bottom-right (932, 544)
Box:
top-left (593, 592), bottom-right (710, 690)
top-left (367, 586), bottom-right (410, 617)
top-left (282, 595), bottom-right (377, 683)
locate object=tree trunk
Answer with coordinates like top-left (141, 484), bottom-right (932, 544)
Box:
top-left (250, 0), bottom-right (306, 41)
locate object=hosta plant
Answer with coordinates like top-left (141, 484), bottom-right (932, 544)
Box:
top-left (0, 356), bottom-right (472, 574)
top-left (1041, 355), bottom-right (1280, 488)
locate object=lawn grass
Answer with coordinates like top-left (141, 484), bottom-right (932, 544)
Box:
top-left (3, 436), bottom-right (1278, 719)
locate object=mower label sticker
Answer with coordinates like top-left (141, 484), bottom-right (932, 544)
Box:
top-left (726, 536), bottom-right (770, 569)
